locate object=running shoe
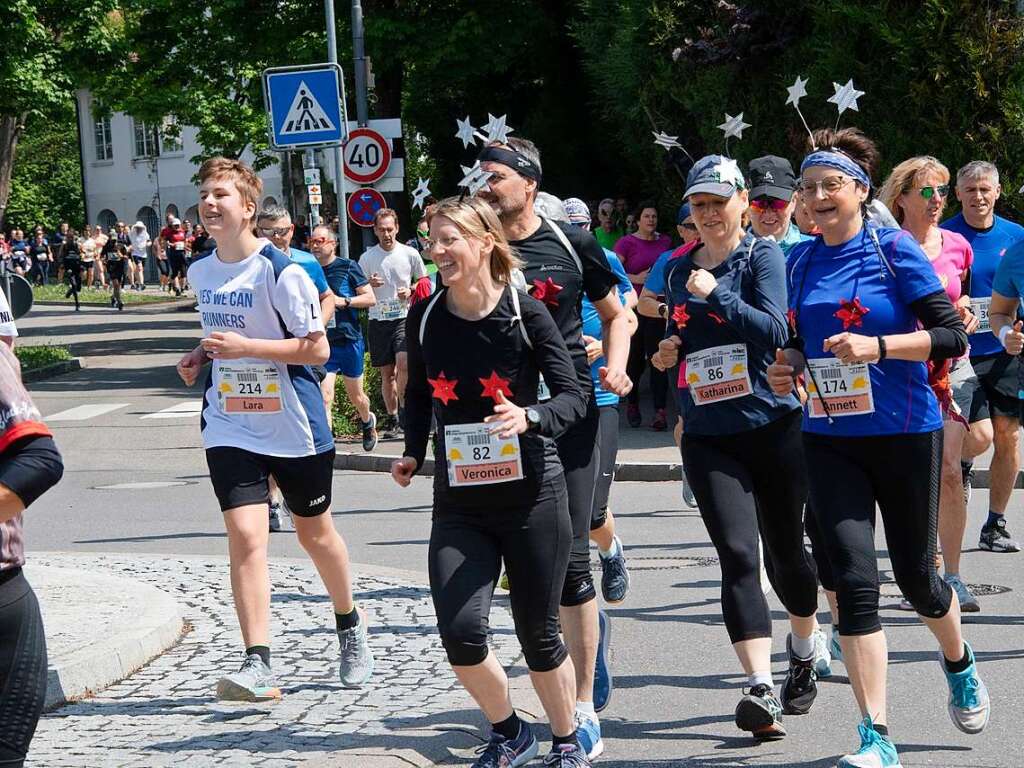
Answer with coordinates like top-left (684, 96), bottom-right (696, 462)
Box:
top-left (471, 722), bottom-right (538, 768)
top-left (897, 595), bottom-right (915, 611)
top-left (680, 466), bottom-right (697, 509)
top-left (780, 634), bottom-right (818, 714)
top-left (573, 710), bottom-right (604, 760)
top-left (979, 517), bottom-right (1020, 552)
top-left (594, 610), bottom-right (612, 713)
top-left (945, 573), bottom-right (980, 613)
top-left (837, 717), bottom-right (902, 768)
top-left (215, 653), bottom-right (281, 702)
top-left (599, 536), bottom-right (630, 604)
top-left (830, 626), bottom-right (844, 665)
top-left (961, 461), bottom-right (973, 507)
top-left (498, 570), bottom-right (510, 591)
top-left (941, 641), bottom-right (990, 734)
top-left (812, 627), bottom-right (833, 678)
top-left (361, 412), bottom-right (378, 452)
top-left (651, 408), bottom-right (667, 431)
top-left (117, 300), bottom-right (124, 311)
top-left (269, 501), bottom-right (284, 533)
top-left (544, 742), bottom-right (591, 767)
top-left (734, 684), bottom-right (785, 739)
top-left (626, 403), bottom-right (641, 428)
top-left (338, 613), bottom-right (375, 687)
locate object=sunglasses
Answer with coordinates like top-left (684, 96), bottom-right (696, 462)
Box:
top-left (680, 221), bottom-right (698, 231)
top-left (309, 237), bottom-right (332, 246)
top-left (257, 226), bottom-right (291, 237)
top-left (749, 198), bottom-right (789, 213)
top-left (918, 184), bottom-right (949, 199)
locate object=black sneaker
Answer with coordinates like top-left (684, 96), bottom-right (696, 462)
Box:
top-left (979, 517), bottom-right (1021, 553)
top-left (361, 412), bottom-right (378, 452)
top-left (735, 684), bottom-right (786, 740)
top-left (780, 634), bottom-right (818, 715)
top-left (599, 536), bottom-right (630, 604)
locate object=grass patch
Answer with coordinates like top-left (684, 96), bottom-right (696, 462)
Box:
top-left (33, 284), bottom-right (187, 305)
top-left (332, 354), bottom-right (388, 436)
top-left (15, 344), bottom-right (72, 372)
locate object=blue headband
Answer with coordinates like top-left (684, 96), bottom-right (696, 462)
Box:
top-left (800, 150), bottom-right (871, 189)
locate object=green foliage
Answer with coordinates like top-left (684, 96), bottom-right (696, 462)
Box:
top-left (6, 107), bottom-right (84, 230)
top-left (331, 354), bottom-right (386, 436)
top-left (15, 343), bottom-right (71, 372)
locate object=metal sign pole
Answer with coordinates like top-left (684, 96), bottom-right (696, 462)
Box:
top-left (325, 0), bottom-right (351, 262)
top-left (305, 148), bottom-right (321, 228)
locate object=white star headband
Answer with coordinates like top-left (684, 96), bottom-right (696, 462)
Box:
top-left (457, 161), bottom-right (493, 199)
top-left (454, 113), bottom-right (514, 149)
top-left (411, 178), bottom-right (432, 211)
top-left (785, 75), bottom-right (866, 148)
top-left (717, 112), bottom-right (751, 155)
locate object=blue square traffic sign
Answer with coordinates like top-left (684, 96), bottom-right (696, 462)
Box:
top-left (263, 63), bottom-right (347, 150)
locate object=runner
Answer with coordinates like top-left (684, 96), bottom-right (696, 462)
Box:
top-left (879, 156), bottom-right (981, 612)
top-left (0, 342), bottom-right (64, 768)
top-left (942, 160), bottom-right (1024, 553)
top-left (176, 156), bottom-right (373, 701)
top-left (93, 225), bottom-right (109, 289)
top-left (479, 136), bottom-right (632, 759)
top-left (128, 221), bottom-right (150, 291)
top-left (28, 232), bottom-right (51, 286)
top-left (391, 195), bottom-right (591, 768)
top-left (593, 199), bottom-right (623, 251)
top-left (60, 229), bottom-right (83, 311)
top-left (652, 154), bottom-right (826, 740)
top-left (101, 230), bottom-right (128, 310)
top-left (8, 230), bottom-right (28, 278)
top-left (308, 223), bottom-right (379, 452)
top-left (160, 218), bottom-right (189, 296)
top-left (746, 155), bottom-right (811, 257)
top-left (359, 208), bottom-right (426, 437)
top-left (79, 225), bottom-right (98, 290)
top-left (769, 128), bottom-right (988, 767)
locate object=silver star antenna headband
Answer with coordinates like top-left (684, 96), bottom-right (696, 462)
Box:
top-left (717, 112), bottom-right (751, 156)
top-left (783, 76), bottom-right (866, 148)
top-left (411, 178), bottom-right (432, 211)
top-left (458, 161), bottom-right (494, 199)
top-left (454, 113), bottom-right (515, 149)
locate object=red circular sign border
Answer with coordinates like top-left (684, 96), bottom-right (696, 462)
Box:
top-left (343, 128), bottom-right (392, 185)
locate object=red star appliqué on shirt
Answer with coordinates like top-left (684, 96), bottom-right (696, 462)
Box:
top-left (428, 372), bottom-right (459, 405)
top-left (708, 311), bottom-right (726, 325)
top-left (479, 370), bottom-right (512, 403)
top-left (531, 277), bottom-right (563, 307)
top-left (786, 307), bottom-right (798, 332)
top-left (834, 297), bottom-right (870, 329)
top-left (672, 303), bottom-right (690, 330)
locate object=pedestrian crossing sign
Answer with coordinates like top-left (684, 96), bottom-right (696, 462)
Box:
top-left (263, 63), bottom-right (348, 150)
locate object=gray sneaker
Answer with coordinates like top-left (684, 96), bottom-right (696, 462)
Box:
top-left (216, 653), bottom-right (281, 701)
top-left (945, 574), bottom-right (980, 613)
top-left (269, 502), bottom-right (284, 533)
top-left (811, 627), bottom-right (833, 679)
top-left (338, 613), bottom-right (375, 687)
top-left (681, 466), bottom-right (697, 508)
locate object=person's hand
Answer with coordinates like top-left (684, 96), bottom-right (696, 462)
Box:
top-left (177, 347), bottom-right (206, 386)
top-left (369, 272), bottom-right (385, 288)
top-left (652, 335), bottom-right (681, 371)
top-left (686, 268), bottom-right (718, 299)
top-left (599, 365), bottom-right (632, 396)
top-left (635, 269), bottom-right (650, 284)
top-left (484, 389), bottom-right (527, 438)
top-left (396, 285), bottom-right (411, 300)
top-left (823, 332), bottom-right (880, 364)
top-left (767, 348), bottom-right (804, 396)
top-left (1002, 320), bottom-right (1024, 355)
top-left (955, 297), bottom-right (980, 334)
top-left (201, 331), bottom-right (250, 360)
top-left (582, 334), bottom-right (602, 365)
top-left (391, 457), bottom-right (417, 487)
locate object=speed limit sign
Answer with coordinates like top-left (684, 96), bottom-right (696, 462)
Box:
top-left (343, 127), bottom-right (392, 185)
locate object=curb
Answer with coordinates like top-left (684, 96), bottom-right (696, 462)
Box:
top-left (21, 357), bottom-right (84, 383)
top-left (24, 564), bottom-right (185, 710)
top-left (34, 298), bottom-right (195, 312)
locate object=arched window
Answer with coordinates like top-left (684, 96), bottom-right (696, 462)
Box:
top-left (184, 205), bottom-right (199, 225)
top-left (97, 209), bottom-right (118, 232)
top-left (136, 206), bottom-right (160, 239)
top-left (164, 203), bottom-right (179, 220)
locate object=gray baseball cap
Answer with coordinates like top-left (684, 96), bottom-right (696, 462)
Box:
top-left (684, 155), bottom-right (746, 199)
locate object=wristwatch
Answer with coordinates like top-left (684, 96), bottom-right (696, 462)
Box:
top-left (658, 303), bottom-right (668, 318)
top-left (525, 407), bottom-right (542, 432)
top-left (343, 296), bottom-right (351, 309)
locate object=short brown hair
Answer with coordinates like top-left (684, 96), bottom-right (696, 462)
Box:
top-left (197, 157), bottom-right (262, 210)
top-left (372, 208), bottom-right (398, 228)
top-left (807, 127), bottom-right (880, 184)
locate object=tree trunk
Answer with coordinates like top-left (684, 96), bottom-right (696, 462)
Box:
top-left (0, 114), bottom-right (28, 232)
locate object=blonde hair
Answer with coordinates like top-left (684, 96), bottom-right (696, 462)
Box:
top-left (197, 156), bottom-right (263, 211)
top-left (427, 196), bottom-right (522, 284)
top-left (878, 156), bottom-right (950, 225)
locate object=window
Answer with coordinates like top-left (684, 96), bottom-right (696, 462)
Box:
top-left (93, 115), bottom-right (112, 161)
top-left (184, 205), bottom-right (199, 225)
top-left (165, 204), bottom-right (179, 220)
top-left (97, 209), bottom-right (118, 232)
top-left (136, 206), bottom-right (159, 239)
top-left (160, 119), bottom-right (183, 154)
top-left (132, 119), bottom-right (159, 158)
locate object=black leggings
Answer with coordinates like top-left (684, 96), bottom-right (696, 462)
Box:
top-left (682, 410), bottom-right (819, 643)
top-left (429, 478), bottom-right (571, 672)
top-left (63, 261), bottom-right (81, 296)
top-left (556, 399), bottom-right (600, 606)
top-left (804, 430), bottom-right (952, 636)
top-left (626, 314), bottom-right (668, 409)
top-left (591, 404), bottom-right (619, 530)
top-left (803, 501), bottom-right (836, 592)
top-left (0, 570), bottom-right (48, 768)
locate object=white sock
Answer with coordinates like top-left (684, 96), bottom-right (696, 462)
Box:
top-left (790, 632), bottom-right (815, 660)
top-left (576, 701), bottom-right (596, 719)
top-left (599, 536), bottom-right (620, 559)
top-left (748, 671), bottom-right (773, 689)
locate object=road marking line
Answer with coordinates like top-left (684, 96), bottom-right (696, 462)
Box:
top-left (46, 403), bottom-right (131, 422)
top-left (141, 402), bottom-right (204, 420)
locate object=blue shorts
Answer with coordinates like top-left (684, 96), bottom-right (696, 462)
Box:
top-left (325, 338), bottom-right (365, 378)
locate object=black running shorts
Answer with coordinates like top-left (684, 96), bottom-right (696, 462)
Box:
top-left (367, 318), bottom-right (406, 368)
top-left (205, 446), bottom-right (335, 516)
top-left (0, 436), bottom-right (63, 510)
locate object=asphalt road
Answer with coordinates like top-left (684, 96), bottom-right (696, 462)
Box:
top-left (18, 303), bottom-right (1024, 767)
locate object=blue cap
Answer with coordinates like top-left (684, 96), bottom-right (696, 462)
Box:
top-left (676, 202), bottom-right (692, 225)
top-left (684, 154), bottom-right (746, 200)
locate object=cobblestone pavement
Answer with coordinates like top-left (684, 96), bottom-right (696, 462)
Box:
top-left (29, 553), bottom-right (520, 767)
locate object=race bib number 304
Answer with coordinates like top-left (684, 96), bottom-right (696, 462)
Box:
top-left (805, 360), bottom-right (874, 418)
top-left (217, 363), bottom-right (282, 414)
top-left (970, 297), bottom-right (991, 334)
top-left (684, 343), bottom-right (752, 405)
top-left (444, 423), bottom-right (523, 486)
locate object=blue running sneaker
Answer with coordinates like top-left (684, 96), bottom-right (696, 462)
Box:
top-left (941, 642), bottom-right (990, 734)
top-left (471, 722), bottom-right (538, 768)
top-left (812, 627), bottom-right (832, 679)
top-left (574, 710), bottom-right (604, 761)
top-left (830, 626), bottom-right (844, 665)
top-left (599, 536), bottom-right (630, 604)
top-left (593, 610), bottom-right (612, 712)
top-left (544, 742), bottom-right (591, 767)
top-left (216, 653), bottom-right (281, 702)
top-left (837, 717), bottom-right (902, 768)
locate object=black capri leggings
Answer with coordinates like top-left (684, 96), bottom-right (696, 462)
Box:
top-left (429, 478), bottom-right (571, 672)
top-left (804, 429), bottom-right (952, 637)
top-left (556, 399), bottom-right (601, 606)
top-left (803, 501), bottom-right (836, 593)
top-left (0, 570), bottom-right (48, 768)
top-left (682, 409), bottom-right (819, 643)
top-left (626, 314), bottom-right (668, 410)
top-left (591, 403), bottom-right (619, 531)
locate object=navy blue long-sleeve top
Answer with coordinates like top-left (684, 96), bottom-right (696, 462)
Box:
top-left (664, 232), bottom-right (800, 435)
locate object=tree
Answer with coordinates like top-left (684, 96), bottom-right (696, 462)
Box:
top-left (0, 0), bottom-right (121, 231)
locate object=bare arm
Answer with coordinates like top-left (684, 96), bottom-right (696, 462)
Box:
top-left (338, 282), bottom-right (376, 309)
top-left (201, 331), bottom-right (330, 366)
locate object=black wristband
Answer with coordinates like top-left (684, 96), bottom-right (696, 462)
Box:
top-left (877, 336), bottom-right (887, 361)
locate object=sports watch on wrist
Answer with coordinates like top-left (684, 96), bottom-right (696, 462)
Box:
top-left (525, 407), bottom-right (542, 432)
